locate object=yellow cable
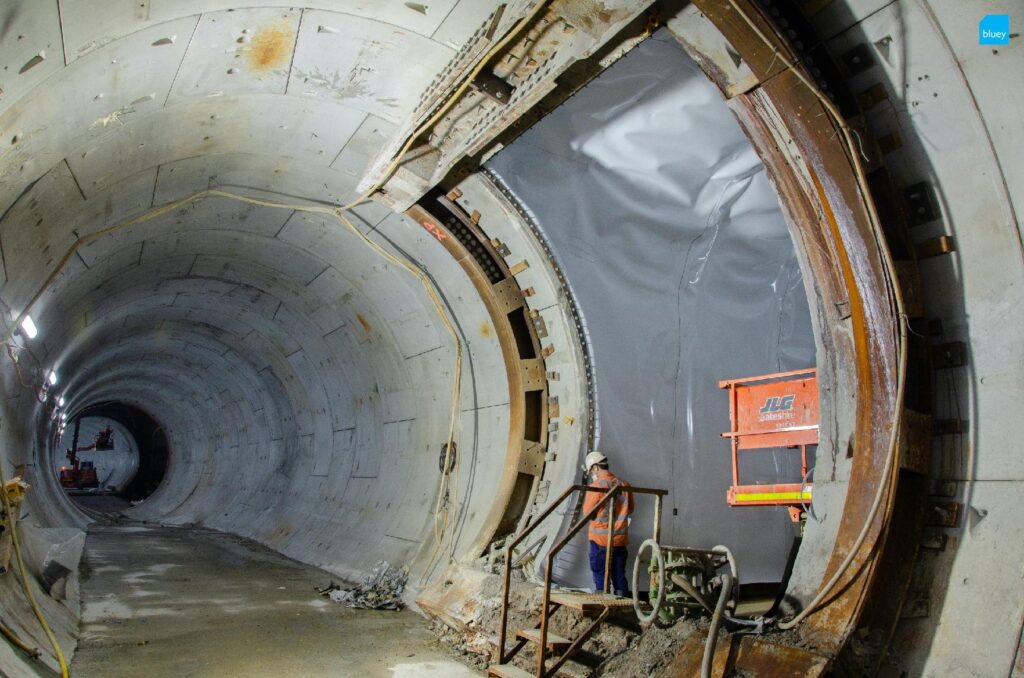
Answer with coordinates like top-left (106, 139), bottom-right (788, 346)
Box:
top-left (0, 468), bottom-right (69, 677)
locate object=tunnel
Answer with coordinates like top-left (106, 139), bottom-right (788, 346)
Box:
top-left (0, 2), bottom-right (1020, 677)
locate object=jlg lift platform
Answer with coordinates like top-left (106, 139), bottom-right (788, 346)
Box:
top-left (719, 368), bottom-right (818, 520)
top-left (59, 422), bottom-right (114, 490)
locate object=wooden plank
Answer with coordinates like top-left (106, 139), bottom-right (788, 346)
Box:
top-left (548, 592), bottom-right (633, 611)
top-left (659, 632), bottom-right (830, 677)
top-left (915, 235), bottom-right (956, 259)
top-left (516, 628), bottom-right (572, 652)
top-left (488, 664), bottom-right (535, 678)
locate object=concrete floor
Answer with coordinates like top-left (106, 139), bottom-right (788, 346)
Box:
top-left (70, 495), bottom-right (133, 512)
top-left (72, 525), bottom-right (482, 677)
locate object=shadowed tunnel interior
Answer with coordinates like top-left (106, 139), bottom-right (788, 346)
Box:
top-left (54, 403), bottom-right (167, 505)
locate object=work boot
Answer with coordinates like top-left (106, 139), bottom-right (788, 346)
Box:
top-left (615, 589), bottom-right (630, 598)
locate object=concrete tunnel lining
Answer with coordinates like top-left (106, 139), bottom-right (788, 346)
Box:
top-left (20, 190), bottom-right (519, 581)
top-left (0, 3), bottom-right (541, 570)
top-left (3, 1), bottom-right (1019, 675)
top-left (1, 0), bottom-right (842, 657)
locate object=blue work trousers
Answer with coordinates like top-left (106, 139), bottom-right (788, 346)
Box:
top-left (589, 540), bottom-right (629, 595)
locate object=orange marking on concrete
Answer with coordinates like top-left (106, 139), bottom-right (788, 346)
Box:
top-left (420, 220), bottom-right (447, 242)
top-left (246, 21), bottom-right (295, 72)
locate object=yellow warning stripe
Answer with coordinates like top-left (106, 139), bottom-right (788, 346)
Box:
top-left (734, 491), bottom-right (812, 502)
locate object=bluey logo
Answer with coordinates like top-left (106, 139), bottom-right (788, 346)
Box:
top-left (759, 395), bottom-right (795, 414)
top-left (980, 15), bottom-right (1010, 45)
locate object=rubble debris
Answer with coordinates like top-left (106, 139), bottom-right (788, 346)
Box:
top-left (321, 560), bottom-right (408, 610)
top-left (596, 617), bottom-right (698, 677)
top-left (315, 581), bottom-right (341, 596)
top-left (428, 619), bottom-right (490, 671)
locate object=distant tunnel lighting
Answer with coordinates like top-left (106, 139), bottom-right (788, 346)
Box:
top-left (57, 396), bottom-right (65, 407)
top-left (47, 370), bottom-right (58, 386)
top-left (20, 315), bottom-right (37, 339)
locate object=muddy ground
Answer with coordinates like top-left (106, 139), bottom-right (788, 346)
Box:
top-left (427, 575), bottom-right (704, 677)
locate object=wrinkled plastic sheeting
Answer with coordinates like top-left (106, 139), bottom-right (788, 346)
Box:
top-left (20, 527), bottom-right (86, 602)
top-left (486, 30), bottom-right (815, 586)
top-left (328, 560), bottom-right (408, 610)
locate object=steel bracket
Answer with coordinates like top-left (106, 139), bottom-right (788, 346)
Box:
top-left (473, 71), bottom-right (516, 105)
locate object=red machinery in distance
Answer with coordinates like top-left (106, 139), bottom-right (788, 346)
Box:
top-left (59, 422), bottom-right (114, 490)
top-left (719, 368), bottom-right (818, 521)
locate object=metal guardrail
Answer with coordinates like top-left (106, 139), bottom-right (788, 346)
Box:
top-left (496, 482), bottom-right (667, 677)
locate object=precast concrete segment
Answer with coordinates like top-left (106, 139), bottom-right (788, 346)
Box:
top-left (0, 0), bottom-right (1018, 675)
top-left (72, 525), bottom-right (483, 678)
top-left (7, 184), bottom-right (516, 594)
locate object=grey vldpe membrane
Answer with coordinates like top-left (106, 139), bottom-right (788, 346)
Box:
top-left (486, 30), bottom-right (816, 585)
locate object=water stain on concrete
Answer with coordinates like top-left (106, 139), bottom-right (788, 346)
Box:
top-left (356, 313), bottom-right (373, 333)
top-left (245, 21), bottom-right (295, 73)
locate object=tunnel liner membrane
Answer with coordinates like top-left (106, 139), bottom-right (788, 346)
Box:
top-left (486, 30), bottom-right (816, 586)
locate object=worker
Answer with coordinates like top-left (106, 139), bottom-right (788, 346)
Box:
top-left (582, 450), bottom-right (634, 597)
top-left (95, 426), bottom-right (114, 450)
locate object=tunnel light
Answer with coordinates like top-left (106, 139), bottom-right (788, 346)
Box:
top-left (20, 315), bottom-right (37, 339)
top-left (47, 369), bottom-right (58, 386)
top-left (57, 396), bottom-right (65, 407)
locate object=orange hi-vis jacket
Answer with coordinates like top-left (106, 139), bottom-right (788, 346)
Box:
top-left (584, 468), bottom-right (635, 547)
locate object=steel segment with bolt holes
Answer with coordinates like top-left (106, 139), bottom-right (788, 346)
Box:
top-left (674, 0), bottom-right (929, 662)
top-left (405, 203), bottom-right (549, 560)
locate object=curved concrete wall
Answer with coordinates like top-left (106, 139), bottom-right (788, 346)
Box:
top-left (0, 1), bottom-right (1021, 676)
top-left (0, 2), bottom-right (533, 589)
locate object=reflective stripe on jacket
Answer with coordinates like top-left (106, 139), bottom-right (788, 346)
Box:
top-left (584, 468), bottom-right (635, 547)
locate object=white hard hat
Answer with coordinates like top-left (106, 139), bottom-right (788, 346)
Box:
top-left (582, 450), bottom-right (607, 471)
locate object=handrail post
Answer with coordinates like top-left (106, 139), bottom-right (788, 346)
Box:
top-left (498, 545), bottom-right (512, 663)
top-left (653, 493), bottom-right (663, 544)
top-left (497, 484), bottom-right (581, 665)
top-left (538, 552), bottom-right (554, 677)
top-left (495, 482), bottom-right (667, 671)
top-left (603, 487), bottom-right (614, 594)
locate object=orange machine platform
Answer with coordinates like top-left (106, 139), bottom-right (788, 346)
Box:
top-left (719, 368), bottom-right (818, 517)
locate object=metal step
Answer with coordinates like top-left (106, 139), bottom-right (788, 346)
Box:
top-left (548, 591), bottom-right (634, 611)
top-left (516, 628), bottom-right (572, 652)
top-left (488, 664), bottom-right (537, 678)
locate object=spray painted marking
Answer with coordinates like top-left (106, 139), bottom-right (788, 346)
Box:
top-left (420, 221), bottom-right (447, 242)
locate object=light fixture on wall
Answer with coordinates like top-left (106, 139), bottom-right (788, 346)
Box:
top-left (19, 315), bottom-right (38, 339)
